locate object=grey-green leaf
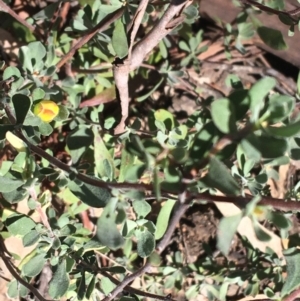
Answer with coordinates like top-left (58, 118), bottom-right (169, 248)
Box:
top-left (6, 214), bottom-right (36, 237)
top-left (266, 120), bottom-right (300, 138)
top-left (7, 280), bottom-right (28, 298)
top-left (205, 156), bottom-right (240, 195)
top-left (68, 178), bottom-right (111, 208)
top-left (48, 260), bottom-right (70, 299)
top-left (93, 128), bottom-right (115, 180)
top-left (252, 220), bottom-right (271, 241)
top-left (155, 199), bottom-right (175, 240)
top-left (248, 77), bottom-right (276, 122)
top-left (211, 98), bottom-right (237, 134)
top-left (66, 126), bottom-right (94, 165)
top-left (241, 134), bottom-right (288, 159)
top-left (136, 228), bottom-right (155, 258)
top-left (101, 277), bottom-right (116, 296)
top-left (112, 18), bottom-right (128, 58)
top-left (281, 248), bottom-right (300, 297)
top-left (22, 253), bottom-right (46, 277)
top-left (0, 176), bottom-right (24, 193)
top-left (217, 213), bottom-right (242, 255)
top-left (96, 199), bottom-right (124, 250)
top-left (23, 230), bottom-right (40, 247)
top-left (133, 199), bottom-right (151, 218)
top-left (257, 26), bottom-right (287, 50)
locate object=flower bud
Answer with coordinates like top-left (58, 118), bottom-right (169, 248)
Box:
top-left (33, 100), bottom-right (59, 123)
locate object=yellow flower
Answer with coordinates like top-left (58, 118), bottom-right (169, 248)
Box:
top-left (33, 100), bottom-right (59, 123)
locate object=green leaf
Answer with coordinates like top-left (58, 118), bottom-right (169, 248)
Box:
top-left (228, 89), bottom-right (250, 120)
top-left (217, 213), bottom-right (242, 255)
top-left (49, 260), bottom-right (69, 299)
top-left (119, 147), bottom-right (135, 182)
top-left (133, 199), bottom-right (151, 218)
top-left (155, 199), bottom-right (176, 240)
top-left (54, 105), bottom-right (69, 121)
top-left (112, 18), bottom-right (128, 58)
top-left (86, 276), bottom-right (96, 300)
top-left (23, 229), bottom-right (39, 247)
top-left (22, 253), bottom-right (46, 277)
top-left (68, 177), bottom-right (111, 208)
top-left (6, 214), bottom-right (36, 236)
top-left (278, 13), bottom-right (294, 26)
top-left (66, 126), bottom-right (94, 165)
top-left (38, 122), bottom-right (53, 136)
top-left (257, 26), bottom-right (287, 50)
top-left (3, 188), bottom-right (28, 204)
top-left (211, 98), bottom-right (237, 134)
top-left (7, 280), bottom-right (28, 298)
top-left (291, 149), bottom-right (300, 160)
top-left (241, 134), bottom-right (288, 159)
top-left (281, 248), bottom-right (300, 297)
top-left (264, 95), bottom-right (294, 123)
top-left (205, 156), bottom-right (240, 195)
top-left (3, 66), bottom-right (21, 80)
top-left (23, 111), bottom-right (42, 127)
top-left (136, 228), bottom-right (155, 258)
top-left (268, 212), bottom-right (290, 230)
top-left (77, 271), bottom-right (86, 301)
top-left (32, 88), bottom-right (45, 101)
top-left (190, 121), bottom-right (219, 162)
top-left (265, 120), bottom-right (300, 138)
top-left (96, 198), bottom-right (124, 250)
top-left (12, 94), bottom-right (31, 125)
top-left (101, 277), bottom-right (116, 296)
top-left (252, 220), bottom-right (271, 241)
top-left (28, 41), bottom-right (47, 69)
top-left (154, 109), bottom-right (176, 131)
top-left (248, 77), bottom-right (276, 122)
top-left (93, 129), bottom-right (114, 180)
top-left (124, 164), bottom-right (146, 182)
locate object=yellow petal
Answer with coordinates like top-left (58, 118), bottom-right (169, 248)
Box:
top-left (34, 100), bottom-right (59, 123)
top-left (6, 131), bottom-right (28, 152)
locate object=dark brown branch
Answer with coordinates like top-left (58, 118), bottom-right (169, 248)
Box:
top-left (239, 0), bottom-right (300, 18)
top-left (5, 103), bottom-right (300, 212)
top-left (190, 192), bottom-right (300, 212)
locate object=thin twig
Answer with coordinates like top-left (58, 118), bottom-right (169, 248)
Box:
top-left (5, 102), bottom-right (300, 212)
top-left (0, 0), bottom-right (42, 39)
top-left (156, 190), bottom-right (189, 253)
top-left (113, 0), bottom-right (192, 134)
top-left (239, 0), bottom-right (300, 18)
top-left (78, 259), bottom-right (170, 301)
top-left (101, 189), bottom-right (189, 301)
top-left (127, 0), bottom-right (149, 60)
top-left (55, 6), bottom-right (125, 71)
top-left (0, 236), bottom-right (52, 301)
